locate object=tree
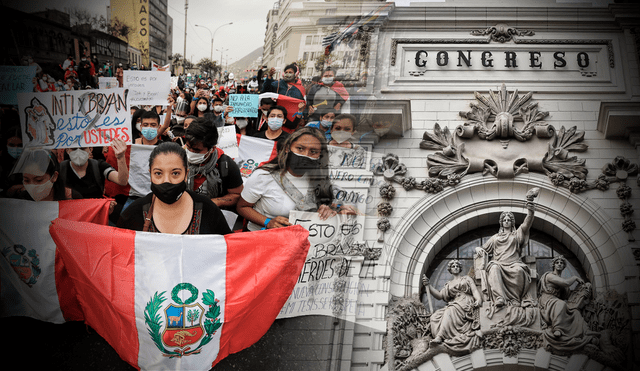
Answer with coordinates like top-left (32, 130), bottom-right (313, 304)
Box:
top-left (187, 309), bottom-right (200, 326)
top-left (169, 53), bottom-right (183, 64)
top-left (196, 58), bottom-right (220, 77)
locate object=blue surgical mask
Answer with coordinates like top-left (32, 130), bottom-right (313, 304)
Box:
top-left (268, 117), bottom-right (284, 131)
top-left (141, 128), bottom-right (158, 141)
top-left (320, 120), bottom-right (333, 129)
top-left (7, 146), bottom-right (23, 159)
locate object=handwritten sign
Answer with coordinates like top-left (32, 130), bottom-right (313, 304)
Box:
top-left (98, 77), bottom-right (118, 89)
top-left (277, 211), bottom-right (366, 319)
top-left (17, 89), bottom-right (130, 149)
top-left (0, 66), bottom-right (36, 105)
top-left (123, 70), bottom-right (170, 106)
top-left (217, 125), bottom-right (238, 159)
top-left (330, 169), bottom-right (375, 216)
top-left (327, 144), bottom-right (372, 169)
top-left (228, 94), bottom-right (258, 118)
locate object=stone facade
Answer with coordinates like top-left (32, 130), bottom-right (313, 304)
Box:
top-left (230, 1), bottom-right (640, 370)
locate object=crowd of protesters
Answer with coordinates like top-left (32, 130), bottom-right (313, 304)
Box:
top-left (1, 54), bottom-right (365, 235)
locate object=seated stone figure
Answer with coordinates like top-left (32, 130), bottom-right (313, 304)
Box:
top-left (538, 255), bottom-right (598, 353)
top-left (422, 260), bottom-right (483, 352)
top-left (475, 202), bottom-right (535, 309)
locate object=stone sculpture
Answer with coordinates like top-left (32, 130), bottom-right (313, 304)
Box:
top-left (421, 260), bottom-right (483, 352)
top-left (538, 255), bottom-right (599, 353)
top-left (475, 188), bottom-right (539, 320)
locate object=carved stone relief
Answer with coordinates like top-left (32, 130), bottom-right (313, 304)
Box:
top-left (385, 191), bottom-right (631, 370)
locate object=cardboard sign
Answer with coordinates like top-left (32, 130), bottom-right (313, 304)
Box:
top-left (98, 77), bottom-right (118, 89)
top-left (327, 144), bottom-right (372, 169)
top-left (277, 211), bottom-right (367, 319)
top-left (217, 125), bottom-right (238, 159)
top-left (17, 89), bottom-right (130, 149)
top-left (228, 94), bottom-right (259, 118)
top-left (0, 66), bottom-right (36, 105)
top-left (123, 70), bottom-right (170, 106)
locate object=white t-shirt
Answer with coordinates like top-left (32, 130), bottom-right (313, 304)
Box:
top-left (241, 168), bottom-right (312, 231)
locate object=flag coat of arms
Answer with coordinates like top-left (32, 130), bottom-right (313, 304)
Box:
top-left (0, 198), bottom-right (111, 323)
top-left (49, 219), bottom-right (310, 370)
top-left (235, 134), bottom-right (278, 178)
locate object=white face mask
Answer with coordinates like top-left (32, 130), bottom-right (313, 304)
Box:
top-left (186, 148), bottom-right (210, 165)
top-left (197, 104), bottom-right (208, 112)
top-left (322, 77), bottom-right (334, 85)
top-left (69, 149), bottom-right (90, 166)
top-left (24, 179), bottom-right (54, 202)
top-left (261, 110), bottom-right (269, 117)
top-left (175, 116), bottom-right (185, 124)
top-left (214, 105), bottom-right (224, 113)
top-left (236, 119), bottom-right (248, 129)
top-left (331, 130), bottom-right (352, 144)
top-left (136, 122), bottom-right (142, 132)
top-left (268, 117), bottom-right (284, 131)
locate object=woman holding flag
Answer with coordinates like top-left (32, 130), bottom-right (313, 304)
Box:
top-left (117, 142), bottom-right (231, 235)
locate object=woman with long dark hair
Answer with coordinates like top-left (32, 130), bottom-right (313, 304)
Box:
top-left (237, 127), bottom-right (336, 231)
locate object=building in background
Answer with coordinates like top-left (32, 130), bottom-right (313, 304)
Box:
top-left (217, 1), bottom-right (640, 370)
top-left (108, 0), bottom-right (172, 68)
top-left (262, 0), bottom-right (387, 81)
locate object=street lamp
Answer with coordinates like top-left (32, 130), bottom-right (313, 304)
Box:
top-left (194, 24), bottom-right (213, 60)
top-left (195, 22), bottom-right (233, 61)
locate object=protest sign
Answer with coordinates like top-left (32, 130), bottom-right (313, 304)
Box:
top-left (170, 76), bottom-right (179, 89)
top-left (217, 125), bottom-right (238, 159)
top-left (327, 144), bottom-right (372, 170)
top-left (0, 66), bottom-right (36, 105)
top-left (330, 169), bottom-right (376, 216)
top-left (277, 211), bottom-right (367, 319)
top-left (123, 70), bottom-right (170, 106)
top-left (17, 89), bottom-right (130, 149)
top-left (98, 77), bottom-right (118, 89)
top-left (228, 94), bottom-right (258, 118)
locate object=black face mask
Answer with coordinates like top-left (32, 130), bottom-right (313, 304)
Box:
top-left (288, 152), bottom-right (319, 176)
top-left (151, 181), bottom-right (186, 204)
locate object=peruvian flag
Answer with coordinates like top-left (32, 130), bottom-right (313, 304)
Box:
top-left (235, 134), bottom-right (278, 179)
top-left (0, 198), bottom-right (111, 323)
top-left (105, 144), bottom-right (154, 198)
top-left (49, 218), bottom-right (310, 370)
top-left (259, 92), bottom-right (305, 127)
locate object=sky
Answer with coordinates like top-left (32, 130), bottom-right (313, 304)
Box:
top-left (3, 0), bottom-right (442, 66)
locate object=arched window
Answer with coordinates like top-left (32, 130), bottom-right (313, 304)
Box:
top-left (422, 227), bottom-right (586, 310)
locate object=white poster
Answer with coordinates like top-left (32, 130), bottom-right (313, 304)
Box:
top-left (217, 126), bottom-right (238, 159)
top-left (277, 211), bottom-right (366, 319)
top-left (17, 89), bottom-right (130, 149)
top-left (123, 70), bottom-right (171, 106)
top-left (98, 77), bottom-right (119, 89)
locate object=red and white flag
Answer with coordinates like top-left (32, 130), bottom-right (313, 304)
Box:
top-left (105, 144), bottom-right (154, 198)
top-left (49, 219), bottom-right (310, 370)
top-left (235, 134), bottom-right (278, 179)
top-left (0, 198), bottom-right (111, 323)
top-left (259, 92), bottom-right (305, 127)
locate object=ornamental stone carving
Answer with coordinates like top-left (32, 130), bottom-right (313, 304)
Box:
top-left (385, 190), bottom-right (631, 371)
top-left (470, 24), bottom-right (535, 43)
top-left (421, 84), bottom-right (593, 185)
